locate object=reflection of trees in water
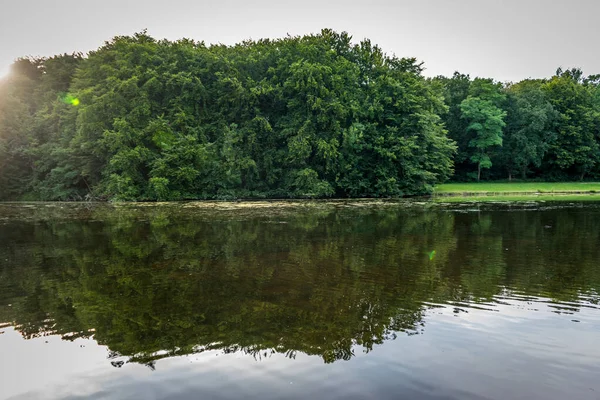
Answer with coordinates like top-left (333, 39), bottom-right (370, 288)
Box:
top-left (0, 205), bottom-right (599, 366)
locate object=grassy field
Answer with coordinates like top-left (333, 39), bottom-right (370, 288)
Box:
top-left (434, 194), bottom-right (600, 203)
top-left (433, 182), bottom-right (600, 196)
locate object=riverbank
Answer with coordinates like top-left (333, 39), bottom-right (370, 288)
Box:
top-left (433, 182), bottom-right (600, 197)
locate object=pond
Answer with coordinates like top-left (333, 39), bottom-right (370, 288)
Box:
top-left (1, 201), bottom-right (599, 400)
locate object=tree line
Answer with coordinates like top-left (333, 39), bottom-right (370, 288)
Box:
top-left (434, 69), bottom-right (600, 182)
top-left (0, 29), bottom-right (599, 201)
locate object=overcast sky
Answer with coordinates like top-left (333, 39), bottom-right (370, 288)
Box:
top-left (0, 0), bottom-right (598, 82)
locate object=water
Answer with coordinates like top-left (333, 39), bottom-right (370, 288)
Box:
top-left (1, 201), bottom-right (599, 400)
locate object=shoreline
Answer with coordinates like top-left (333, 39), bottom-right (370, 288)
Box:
top-left (2, 193), bottom-right (600, 207)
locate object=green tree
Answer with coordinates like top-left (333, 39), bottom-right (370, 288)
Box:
top-left (499, 80), bottom-right (557, 179)
top-left (460, 96), bottom-right (506, 181)
top-left (542, 68), bottom-right (600, 180)
top-left (433, 72), bottom-right (472, 179)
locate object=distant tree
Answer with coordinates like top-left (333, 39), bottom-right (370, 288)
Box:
top-left (542, 68), bottom-right (600, 180)
top-left (433, 72), bottom-right (472, 179)
top-left (499, 80), bottom-right (557, 179)
top-left (460, 96), bottom-right (506, 181)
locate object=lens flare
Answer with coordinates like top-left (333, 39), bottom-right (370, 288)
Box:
top-left (59, 93), bottom-right (80, 106)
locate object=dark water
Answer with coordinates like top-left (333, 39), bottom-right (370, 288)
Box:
top-left (1, 201), bottom-right (599, 400)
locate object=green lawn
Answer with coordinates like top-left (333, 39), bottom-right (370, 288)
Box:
top-left (434, 194), bottom-right (600, 203)
top-left (433, 182), bottom-right (600, 195)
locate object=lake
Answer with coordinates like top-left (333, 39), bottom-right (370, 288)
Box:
top-left (1, 201), bottom-right (599, 400)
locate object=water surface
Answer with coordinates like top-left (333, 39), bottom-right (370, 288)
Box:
top-left (1, 201), bottom-right (599, 400)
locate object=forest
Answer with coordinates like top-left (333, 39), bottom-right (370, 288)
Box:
top-left (0, 29), bottom-right (599, 201)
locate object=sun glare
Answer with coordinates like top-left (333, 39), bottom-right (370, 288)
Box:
top-left (0, 65), bottom-right (9, 80)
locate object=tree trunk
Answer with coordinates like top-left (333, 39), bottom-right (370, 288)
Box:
top-left (477, 163), bottom-right (481, 182)
top-left (241, 170), bottom-right (247, 190)
top-left (580, 170), bottom-right (586, 181)
top-left (508, 171), bottom-right (512, 181)
top-left (521, 166), bottom-right (527, 180)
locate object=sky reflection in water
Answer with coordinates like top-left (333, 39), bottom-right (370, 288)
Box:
top-left (1, 201), bottom-right (599, 400)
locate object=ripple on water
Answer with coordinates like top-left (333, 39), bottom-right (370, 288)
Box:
top-left (0, 203), bottom-right (599, 399)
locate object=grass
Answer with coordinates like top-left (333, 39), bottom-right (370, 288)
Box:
top-left (434, 194), bottom-right (600, 203)
top-left (433, 182), bottom-right (600, 196)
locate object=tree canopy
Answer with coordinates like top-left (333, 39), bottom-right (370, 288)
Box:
top-left (434, 68), bottom-right (600, 181)
top-left (1, 30), bottom-right (599, 201)
top-left (0, 30), bottom-right (455, 201)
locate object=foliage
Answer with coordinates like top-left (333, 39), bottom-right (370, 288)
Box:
top-left (0, 30), bottom-right (455, 200)
top-left (541, 68), bottom-right (600, 180)
top-left (500, 80), bottom-right (557, 179)
top-left (436, 69), bottom-right (600, 182)
top-left (2, 31), bottom-right (599, 197)
top-left (460, 95), bottom-right (506, 181)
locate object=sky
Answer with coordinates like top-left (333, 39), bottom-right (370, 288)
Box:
top-left (0, 0), bottom-right (598, 82)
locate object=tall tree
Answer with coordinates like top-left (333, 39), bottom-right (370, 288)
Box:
top-left (460, 96), bottom-right (506, 181)
top-left (433, 72), bottom-right (472, 179)
top-left (542, 68), bottom-right (600, 180)
top-left (498, 80), bottom-right (557, 179)
top-left (0, 30), bottom-right (453, 201)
